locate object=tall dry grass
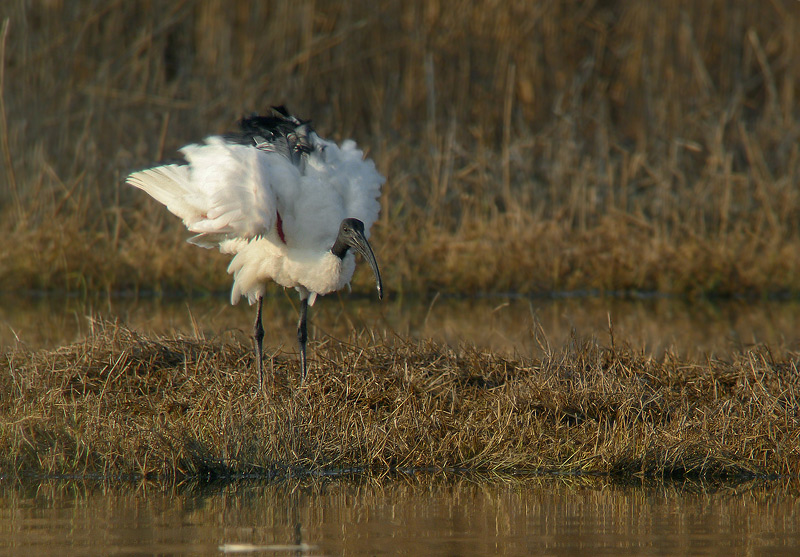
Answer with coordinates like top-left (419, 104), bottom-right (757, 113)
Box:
top-left (1, 1), bottom-right (800, 296)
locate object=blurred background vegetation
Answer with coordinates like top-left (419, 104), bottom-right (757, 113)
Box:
top-left (2, 0), bottom-right (799, 297)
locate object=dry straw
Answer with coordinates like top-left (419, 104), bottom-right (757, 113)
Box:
top-left (1, 1), bottom-right (799, 296)
top-left (2, 320), bottom-right (799, 482)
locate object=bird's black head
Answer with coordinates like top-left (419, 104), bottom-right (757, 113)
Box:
top-left (332, 218), bottom-right (383, 300)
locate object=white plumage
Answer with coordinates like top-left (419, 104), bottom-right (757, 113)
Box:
top-left (127, 107), bottom-right (384, 386)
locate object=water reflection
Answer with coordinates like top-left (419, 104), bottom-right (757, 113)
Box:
top-left (1, 476), bottom-right (798, 555)
top-left (2, 293), bottom-right (799, 358)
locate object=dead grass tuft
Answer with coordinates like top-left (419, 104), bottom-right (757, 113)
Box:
top-left (2, 321), bottom-right (799, 482)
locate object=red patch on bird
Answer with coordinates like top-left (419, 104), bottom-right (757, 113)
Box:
top-left (276, 211), bottom-right (286, 244)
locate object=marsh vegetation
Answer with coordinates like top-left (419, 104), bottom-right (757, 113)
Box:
top-left (2, 2), bottom-right (800, 481)
top-left (3, 320), bottom-right (799, 481)
top-left (2, 1), bottom-right (800, 296)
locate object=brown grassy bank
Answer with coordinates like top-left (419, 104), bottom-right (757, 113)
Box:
top-left (1, 1), bottom-right (800, 297)
top-left (2, 321), bottom-right (799, 482)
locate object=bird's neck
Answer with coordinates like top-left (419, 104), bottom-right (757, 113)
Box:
top-left (331, 238), bottom-right (349, 260)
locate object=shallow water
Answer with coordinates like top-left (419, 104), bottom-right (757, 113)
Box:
top-left (1, 476), bottom-right (799, 556)
top-left (2, 292), bottom-right (799, 359)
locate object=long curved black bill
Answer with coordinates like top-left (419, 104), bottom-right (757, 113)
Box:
top-left (348, 230), bottom-right (383, 300)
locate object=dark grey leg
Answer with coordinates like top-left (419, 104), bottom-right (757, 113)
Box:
top-left (254, 295), bottom-right (265, 390)
top-left (297, 297), bottom-right (309, 382)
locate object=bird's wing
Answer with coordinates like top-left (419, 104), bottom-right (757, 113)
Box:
top-left (127, 137), bottom-right (294, 248)
top-left (212, 109), bottom-right (384, 250)
top-left (285, 135), bottom-right (384, 247)
top-left (324, 137), bottom-right (384, 235)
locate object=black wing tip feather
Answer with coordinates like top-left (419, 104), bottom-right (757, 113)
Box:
top-left (236, 106), bottom-right (311, 135)
top-left (223, 106), bottom-right (315, 164)
top-left (269, 105), bottom-right (310, 126)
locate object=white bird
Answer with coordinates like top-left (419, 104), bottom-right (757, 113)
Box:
top-left (126, 106), bottom-right (384, 387)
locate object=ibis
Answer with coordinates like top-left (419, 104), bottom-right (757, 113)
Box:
top-left (127, 106), bottom-right (384, 387)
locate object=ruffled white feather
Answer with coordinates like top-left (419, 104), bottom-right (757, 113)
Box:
top-left (127, 131), bottom-right (383, 305)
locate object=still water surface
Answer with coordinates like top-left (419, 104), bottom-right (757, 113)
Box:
top-left (2, 294), bottom-right (800, 554)
top-left (2, 293), bottom-right (800, 357)
top-left (2, 476), bottom-right (800, 556)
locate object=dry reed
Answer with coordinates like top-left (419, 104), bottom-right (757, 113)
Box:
top-left (1, 1), bottom-right (799, 296)
top-left (2, 320), bottom-right (799, 482)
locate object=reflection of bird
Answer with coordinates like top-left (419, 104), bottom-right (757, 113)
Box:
top-left (127, 106), bottom-right (384, 387)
